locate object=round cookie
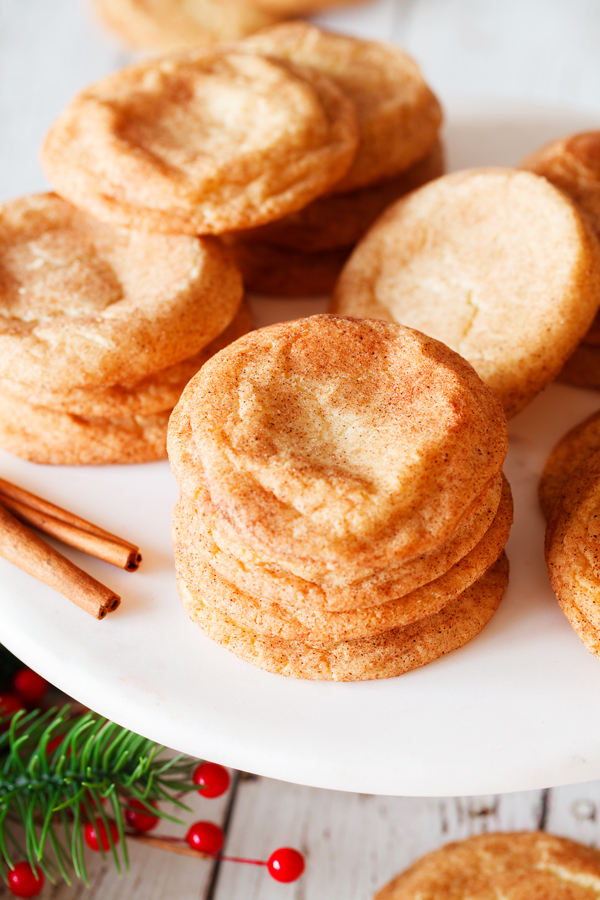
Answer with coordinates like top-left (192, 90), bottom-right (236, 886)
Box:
top-left (0, 299), bottom-right (253, 418)
top-left (0, 394), bottom-right (171, 466)
top-left (240, 21), bottom-right (442, 193)
top-left (545, 448), bottom-right (600, 647)
top-left (41, 51), bottom-right (358, 235)
top-left (178, 552), bottom-right (508, 681)
top-left (168, 315), bottom-right (507, 581)
top-left (374, 832), bottom-right (600, 899)
top-left (0, 193), bottom-right (242, 391)
top-left (94, 0), bottom-right (282, 52)
top-left (331, 168), bottom-right (600, 418)
top-left (174, 480), bottom-right (511, 646)
top-left (235, 140), bottom-right (445, 253)
top-left (179, 474), bottom-right (505, 610)
top-left (225, 239), bottom-right (351, 296)
top-left (539, 408), bottom-right (600, 519)
top-left (520, 131), bottom-right (600, 235)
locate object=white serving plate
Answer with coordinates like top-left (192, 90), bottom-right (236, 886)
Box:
top-left (2, 0), bottom-right (600, 795)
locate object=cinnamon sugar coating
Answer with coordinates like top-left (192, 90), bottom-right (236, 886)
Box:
top-left (374, 832), bottom-right (600, 899)
top-left (240, 21), bottom-right (442, 193)
top-left (168, 315), bottom-right (507, 582)
top-left (0, 300), bottom-right (252, 418)
top-left (331, 168), bottom-right (600, 417)
top-left (0, 194), bottom-right (242, 391)
top-left (41, 51), bottom-right (358, 235)
top-left (178, 552), bottom-right (508, 681)
top-left (174, 479), bottom-right (511, 645)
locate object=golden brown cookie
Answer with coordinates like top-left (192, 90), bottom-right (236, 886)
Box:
top-left (520, 131), bottom-right (600, 236)
top-left (178, 552), bottom-right (508, 681)
top-left (179, 474), bottom-right (506, 610)
top-left (331, 168), bottom-right (600, 418)
top-left (168, 315), bottom-right (507, 581)
top-left (0, 194), bottom-right (242, 391)
top-left (374, 832), bottom-right (600, 899)
top-left (240, 21), bottom-right (442, 193)
top-left (235, 140), bottom-right (445, 252)
top-left (539, 408), bottom-right (600, 519)
top-left (174, 480), bottom-right (511, 645)
top-left (0, 299), bottom-right (253, 418)
top-left (226, 239), bottom-right (351, 296)
top-left (41, 51), bottom-right (358, 235)
top-left (545, 447), bottom-right (600, 649)
top-left (0, 394), bottom-right (171, 465)
top-left (94, 0), bottom-right (282, 52)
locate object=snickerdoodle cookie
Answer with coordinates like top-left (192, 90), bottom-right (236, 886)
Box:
top-left (178, 552), bottom-right (508, 681)
top-left (235, 140), bottom-right (445, 253)
top-left (374, 832), bottom-right (600, 899)
top-left (545, 447), bottom-right (600, 655)
top-left (240, 21), bottom-right (442, 193)
top-left (174, 479), bottom-right (511, 645)
top-left (94, 0), bottom-right (282, 52)
top-left (539, 408), bottom-right (600, 518)
top-left (168, 316), bottom-right (507, 582)
top-left (331, 168), bottom-right (600, 417)
top-left (41, 51), bottom-right (358, 235)
top-left (0, 193), bottom-right (242, 391)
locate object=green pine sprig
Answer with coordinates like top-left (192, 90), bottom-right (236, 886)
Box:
top-left (0, 706), bottom-right (199, 887)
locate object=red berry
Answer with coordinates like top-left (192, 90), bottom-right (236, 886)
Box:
top-left (193, 762), bottom-right (230, 799)
top-left (46, 734), bottom-right (66, 755)
top-left (84, 818), bottom-right (120, 852)
top-left (12, 669), bottom-right (47, 706)
top-left (0, 693), bottom-right (24, 728)
top-left (267, 847), bottom-right (305, 883)
top-left (124, 798), bottom-right (159, 833)
top-left (185, 821), bottom-right (224, 855)
top-left (6, 861), bottom-right (44, 898)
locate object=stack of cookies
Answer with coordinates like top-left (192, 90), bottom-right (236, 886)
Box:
top-left (520, 131), bottom-right (600, 389)
top-left (169, 315), bottom-right (513, 681)
top-left (0, 194), bottom-right (246, 464)
top-left (226, 21), bottom-right (444, 295)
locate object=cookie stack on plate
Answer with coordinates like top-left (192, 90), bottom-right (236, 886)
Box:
top-left (0, 194), bottom-right (246, 464)
top-left (169, 315), bottom-right (513, 681)
top-left (226, 21), bottom-right (444, 295)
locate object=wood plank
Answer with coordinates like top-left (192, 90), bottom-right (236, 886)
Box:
top-left (210, 777), bottom-right (544, 900)
top-left (544, 781), bottom-right (600, 847)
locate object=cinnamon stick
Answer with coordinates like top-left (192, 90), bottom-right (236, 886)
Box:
top-left (0, 477), bottom-right (141, 571)
top-left (0, 502), bottom-right (120, 619)
top-left (127, 833), bottom-right (210, 859)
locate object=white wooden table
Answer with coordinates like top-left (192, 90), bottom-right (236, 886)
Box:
top-left (2, 0), bottom-right (600, 897)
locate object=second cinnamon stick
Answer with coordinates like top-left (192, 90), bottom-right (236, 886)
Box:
top-left (0, 502), bottom-right (120, 619)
